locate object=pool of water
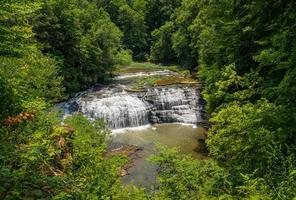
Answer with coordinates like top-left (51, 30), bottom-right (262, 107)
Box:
top-left (109, 123), bottom-right (208, 187)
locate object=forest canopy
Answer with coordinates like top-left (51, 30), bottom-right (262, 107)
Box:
top-left (0, 0), bottom-right (295, 199)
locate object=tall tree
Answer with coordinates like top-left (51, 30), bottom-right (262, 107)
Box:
top-left (145, 0), bottom-right (181, 32)
top-left (0, 0), bottom-right (40, 56)
top-left (150, 0), bottom-right (199, 68)
top-left (0, 0), bottom-right (63, 119)
top-left (103, 0), bottom-right (148, 60)
top-left (33, 0), bottom-right (131, 95)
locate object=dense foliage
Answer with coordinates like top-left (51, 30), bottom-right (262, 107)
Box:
top-left (0, 0), bottom-right (63, 120)
top-left (1, 0), bottom-right (295, 199)
top-left (33, 0), bottom-right (131, 95)
top-left (151, 0), bottom-right (296, 199)
top-left (0, 1), bottom-right (135, 198)
top-left (151, 0), bottom-right (199, 67)
top-left (0, 111), bottom-right (149, 199)
top-left (150, 146), bottom-right (273, 199)
top-left (97, 0), bottom-right (181, 61)
top-left (100, 0), bottom-right (148, 60)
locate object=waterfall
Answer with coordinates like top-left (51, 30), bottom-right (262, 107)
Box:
top-left (78, 94), bottom-right (151, 129)
top-left (145, 88), bottom-right (202, 124)
top-left (58, 70), bottom-right (205, 129)
top-left (59, 87), bottom-right (204, 129)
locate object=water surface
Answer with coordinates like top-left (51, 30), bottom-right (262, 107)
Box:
top-left (110, 123), bottom-right (207, 187)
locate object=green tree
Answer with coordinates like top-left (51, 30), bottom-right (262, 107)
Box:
top-left (196, 0), bottom-right (296, 198)
top-left (118, 3), bottom-right (148, 60)
top-left (0, 0), bottom-right (63, 119)
top-left (0, 0), bottom-right (40, 56)
top-left (150, 22), bottom-right (177, 64)
top-left (150, 146), bottom-right (274, 199)
top-left (145, 0), bottom-right (181, 33)
top-left (150, 0), bottom-right (200, 68)
top-left (33, 0), bottom-right (131, 95)
top-left (103, 0), bottom-right (148, 60)
top-left (0, 112), bottom-right (145, 199)
top-left (0, 54), bottom-right (63, 119)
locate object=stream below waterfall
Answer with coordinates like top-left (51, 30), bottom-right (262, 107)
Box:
top-left (58, 69), bottom-right (208, 187)
top-left (111, 123), bottom-right (207, 187)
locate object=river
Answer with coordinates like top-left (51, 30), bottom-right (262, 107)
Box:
top-left (58, 68), bottom-right (208, 187)
top-left (111, 123), bottom-right (207, 187)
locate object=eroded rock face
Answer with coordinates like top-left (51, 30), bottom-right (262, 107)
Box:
top-left (58, 70), bottom-right (206, 129)
top-left (144, 87), bottom-right (202, 124)
top-left (60, 86), bottom-right (205, 129)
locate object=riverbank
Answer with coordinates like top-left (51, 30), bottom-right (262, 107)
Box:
top-left (56, 62), bottom-right (208, 187)
top-left (109, 123), bottom-right (208, 187)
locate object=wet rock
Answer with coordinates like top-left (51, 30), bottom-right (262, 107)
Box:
top-left (106, 144), bottom-right (144, 177)
top-left (120, 169), bottom-right (129, 177)
top-left (58, 70), bottom-right (207, 129)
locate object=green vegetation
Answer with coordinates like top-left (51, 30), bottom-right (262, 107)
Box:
top-left (115, 62), bottom-right (168, 73)
top-left (131, 75), bottom-right (197, 90)
top-left (101, 0), bottom-right (148, 61)
top-left (150, 146), bottom-right (274, 199)
top-left (116, 62), bottom-right (189, 74)
top-left (151, 0), bottom-right (296, 199)
top-left (150, 0), bottom-right (199, 68)
top-left (0, 0), bottom-right (63, 121)
top-left (33, 0), bottom-right (132, 96)
top-left (0, 112), bottom-right (147, 199)
top-left (1, 0), bottom-right (295, 199)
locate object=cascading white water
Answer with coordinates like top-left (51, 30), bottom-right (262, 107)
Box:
top-left (145, 87), bottom-right (202, 124)
top-left (58, 70), bottom-right (205, 129)
top-left (69, 87), bottom-right (203, 129)
top-left (78, 94), bottom-right (151, 129)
